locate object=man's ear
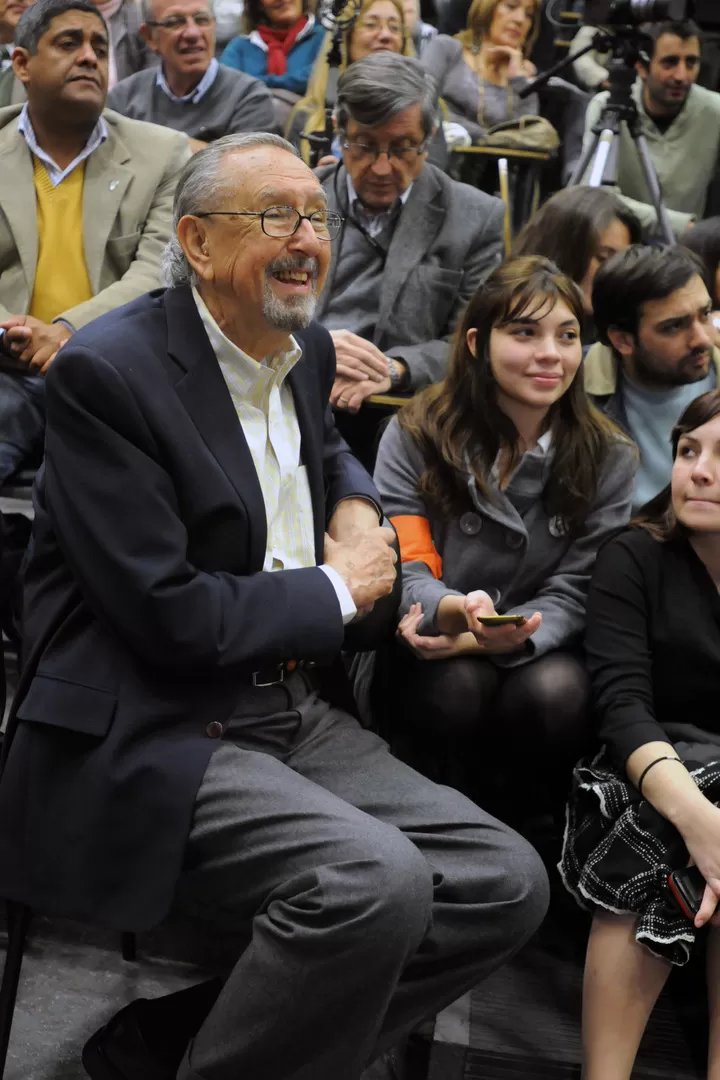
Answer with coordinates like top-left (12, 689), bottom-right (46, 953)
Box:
top-left (177, 216), bottom-right (214, 283)
top-left (140, 22), bottom-right (159, 51)
top-left (12, 47), bottom-right (31, 86)
top-left (606, 327), bottom-right (636, 359)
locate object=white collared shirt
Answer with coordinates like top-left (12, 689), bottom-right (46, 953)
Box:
top-left (156, 56), bottom-right (219, 103)
top-left (18, 104), bottom-right (108, 187)
top-left (346, 174), bottom-right (413, 239)
top-left (192, 287), bottom-right (356, 623)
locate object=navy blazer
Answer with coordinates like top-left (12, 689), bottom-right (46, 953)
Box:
top-left (0, 285), bottom-right (383, 930)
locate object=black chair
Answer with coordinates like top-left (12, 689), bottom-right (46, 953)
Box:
top-left (0, 467), bottom-right (138, 1076)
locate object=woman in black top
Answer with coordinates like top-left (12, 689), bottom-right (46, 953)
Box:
top-left (561, 389), bottom-right (720, 1080)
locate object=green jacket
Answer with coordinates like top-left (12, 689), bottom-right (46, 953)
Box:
top-left (581, 81), bottom-right (720, 235)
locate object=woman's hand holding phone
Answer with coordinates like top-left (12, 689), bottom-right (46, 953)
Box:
top-left (464, 590), bottom-right (542, 654)
top-left (673, 801), bottom-right (720, 928)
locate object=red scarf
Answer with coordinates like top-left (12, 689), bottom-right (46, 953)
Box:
top-left (256, 15), bottom-right (309, 75)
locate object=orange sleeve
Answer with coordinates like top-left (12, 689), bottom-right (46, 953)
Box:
top-left (390, 515), bottom-right (443, 579)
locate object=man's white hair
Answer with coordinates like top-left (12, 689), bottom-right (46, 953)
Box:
top-left (161, 132), bottom-right (300, 289)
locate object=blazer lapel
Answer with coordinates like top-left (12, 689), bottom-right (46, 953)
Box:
top-left (375, 167), bottom-right (445, 340)
top-left (287, 356), bottom-right (326, 564)
top-left (82, 122), bottom-right (133, 293)
top-left (164, 286), bottom-right (268, 572)
top-left (0, 129), bottom-right (38, 296)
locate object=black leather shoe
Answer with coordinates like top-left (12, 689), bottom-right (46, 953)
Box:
top-left (82, 1000), bottom-right (177, 1080)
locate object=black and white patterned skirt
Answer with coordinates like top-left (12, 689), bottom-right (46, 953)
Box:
top-left (559, 745), bottom-right (720, 966)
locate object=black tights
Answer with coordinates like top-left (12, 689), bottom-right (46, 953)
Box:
top-left (391, 649), bottom-right (591, 816)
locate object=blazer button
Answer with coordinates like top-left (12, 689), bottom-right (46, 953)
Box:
top-left (205, 721), bottom-right (224, 739)
top-left (459, 512), bottom-right (482, 536)
top-left (506, 532), bottom-right (524, 549)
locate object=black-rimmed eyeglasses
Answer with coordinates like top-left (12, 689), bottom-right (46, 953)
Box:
top-left (196, 206), bottom-right (344, 240)
top-left (341, 139), bottom-right (428, 164)
top-left (146, 12), bottom-right (214, 30)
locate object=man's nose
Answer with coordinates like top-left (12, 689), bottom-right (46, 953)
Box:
top-left (77, 41), bottom-right (99, 65)
top-left (370, 151), bottom-right (393, 176)
top-left (690, 319), bottom-right (713, 351)
top-left (180, 18), bottom-right (202, 40)
top-left (288, 218), bottom-right (322, 256)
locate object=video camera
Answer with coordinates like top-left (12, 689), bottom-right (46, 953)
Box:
top-left (583, 0), bottom-right (720, 30)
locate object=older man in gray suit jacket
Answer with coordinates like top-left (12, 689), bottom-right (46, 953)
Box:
top-left (316, 53), bottom-right (505, 413)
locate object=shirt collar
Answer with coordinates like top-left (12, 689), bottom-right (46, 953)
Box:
top-left (0, 42), bottom-right (13, 70)
top-left (156, 56), bottom-right (219, 103)
top-left (346, 173), bottom-right (413, 211)
top-left (18, 104), bottom-right (108, 186)
top-left (191, 285), bottom-right (301, 390)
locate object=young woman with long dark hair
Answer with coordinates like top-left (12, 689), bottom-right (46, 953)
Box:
top-left (373, 255), bottom-right (636, 801)
top-left (562, 388), bottom-right (720, 1080)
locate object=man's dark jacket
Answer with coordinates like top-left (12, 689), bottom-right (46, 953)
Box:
top-left (0, 285), bottom-right (388, 931)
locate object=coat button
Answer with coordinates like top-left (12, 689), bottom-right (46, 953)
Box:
top-left (506, 531), bottom-right (524, 549)
top-left (459, 512), bottom-right (482, 536)
top-left (205, 721), bottom-right (224, 739)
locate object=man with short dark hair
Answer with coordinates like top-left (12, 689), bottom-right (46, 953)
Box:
top-left (581, 21), bottom-right (720, 232)
top-left (587, 244), bottom-right (719, 508)
top-left (316, 52), bottom-right (505, 412)
top-left (108, 0), bottom-right (275, 151)
top-left (0, 0), bottom-right (189, 482)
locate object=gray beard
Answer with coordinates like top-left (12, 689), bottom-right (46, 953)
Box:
top-left (262, 278), bottom-right (317, 331)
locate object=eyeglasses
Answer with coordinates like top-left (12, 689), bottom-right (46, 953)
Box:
top-left (356, 17), bottom-right (403, 33)
top-left (146, 12), bottom-right (214, 30)
top-left (196, 205), bottom-right (344, 240)
top-left (341, 139), bottom-right (427, 164)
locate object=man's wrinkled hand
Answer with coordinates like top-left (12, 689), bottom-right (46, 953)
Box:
top-left (330, 330), bottom-right (390, 384)
top-left (331, 375), bottom-right (391, 412)
top-left (324, 526), bottom-right (397, 609)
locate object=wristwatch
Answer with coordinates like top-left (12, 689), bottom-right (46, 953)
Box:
top-left (387, 356), bottom-right (408, 391)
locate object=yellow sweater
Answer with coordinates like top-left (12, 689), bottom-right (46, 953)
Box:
top-left (29, 157), bottom-right (93, 324)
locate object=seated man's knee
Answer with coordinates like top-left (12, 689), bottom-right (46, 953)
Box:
top-left (497, 832), bottom-right (550, 945)
top-left (335, 824), bottom-right (435, 954)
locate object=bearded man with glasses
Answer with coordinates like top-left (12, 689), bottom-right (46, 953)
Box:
top-left (108, 0), bottom-right (275, 151)
top-left (0, 130), bottom-right (549, 1080)
top-left (315, 51), bottom-right (506, 413)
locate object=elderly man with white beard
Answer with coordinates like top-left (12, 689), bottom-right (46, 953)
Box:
top-left (0, 131), bottom-right (549, 1080)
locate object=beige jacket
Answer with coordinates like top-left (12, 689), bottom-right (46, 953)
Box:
top-left (0, 105), bottom-right (190, 328)
top-left (584, 342), bottom-right (720, 401)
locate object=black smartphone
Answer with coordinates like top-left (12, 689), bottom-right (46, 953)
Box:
top-left (667, 866), bottom-right (707, 920)
top-left (475, 615), bottom-right (527, 627)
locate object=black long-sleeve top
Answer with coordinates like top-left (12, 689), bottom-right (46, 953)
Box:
top-left (586, 527), bottom-right (720, 765)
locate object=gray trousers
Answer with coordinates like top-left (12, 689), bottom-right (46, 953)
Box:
top-left (175, 671), bottom-right (549, 1080)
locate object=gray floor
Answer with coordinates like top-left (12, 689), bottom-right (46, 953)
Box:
top-left (2, 916), bottom-right (229, 1080)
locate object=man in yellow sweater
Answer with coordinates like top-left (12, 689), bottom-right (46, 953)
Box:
top-left (0, 0), bottom-right (190, 482)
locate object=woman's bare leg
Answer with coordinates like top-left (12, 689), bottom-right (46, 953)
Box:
top-left (582, 911), bottom-right (672, 1080)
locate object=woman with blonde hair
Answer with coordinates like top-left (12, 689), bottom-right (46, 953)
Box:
top-left (286, 0), bottom-right (412, 162)
top-left (421, 0), bottom-right (540, 141)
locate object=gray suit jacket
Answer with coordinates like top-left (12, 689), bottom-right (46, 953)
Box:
top-left (374, 416), bottom-right (638, 665)
top-left (316, 162), bottom-right (505, 389)
top-left (0, 106), bottom-right (190, 328)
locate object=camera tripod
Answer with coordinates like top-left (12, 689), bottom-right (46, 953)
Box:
top-left (567, 33), bottom-right (675, 244)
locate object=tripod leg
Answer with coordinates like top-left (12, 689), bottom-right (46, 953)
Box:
top-left (633, 132), bottom-right (676, 245)
top-left (587, 129), bottom-right (618, 187)
top-left (568, 130), bottom-right (601, 187)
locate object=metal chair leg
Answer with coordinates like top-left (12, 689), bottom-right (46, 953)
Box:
top-left (120, 932), bottom-right (137, 963)
top-left (0, 902), bottom-right (31, 1079)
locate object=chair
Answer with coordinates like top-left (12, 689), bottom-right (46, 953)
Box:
top-left (0, 468), bottom-right (138, 1075)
